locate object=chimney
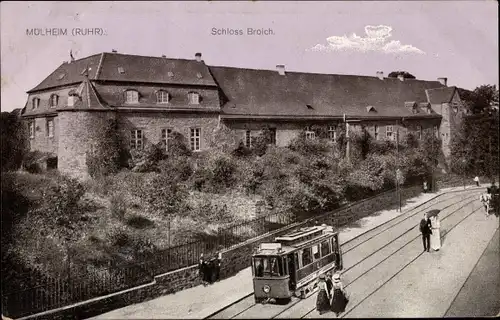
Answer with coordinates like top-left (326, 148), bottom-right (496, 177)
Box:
top-left (397, 74), bottom-right (405, 82)
top-left (376, 71), bottom-right (384, 80)
top-left (111, 49), bottom-right (117, 53)
top-left (195, 52), bottom-right (202, 62)
top-left (276, 65), bottom-right (285, 75)
top-left (438, 77), bottom-right (448, 86)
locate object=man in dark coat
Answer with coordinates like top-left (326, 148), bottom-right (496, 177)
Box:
top-left (419, 213), bottom-right (433, 252)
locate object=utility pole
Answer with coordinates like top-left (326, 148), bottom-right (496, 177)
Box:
top-left (396, 120), bottom-right (401, 212)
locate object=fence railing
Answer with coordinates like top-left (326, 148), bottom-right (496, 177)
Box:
top-left (1, 178), bottom-right (474, 318)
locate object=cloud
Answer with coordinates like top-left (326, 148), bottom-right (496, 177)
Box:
top-left (309, 25), bottom-right (425, 55)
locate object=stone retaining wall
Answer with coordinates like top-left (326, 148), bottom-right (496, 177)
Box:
top-left (19, 185), bottom-right (422, 320)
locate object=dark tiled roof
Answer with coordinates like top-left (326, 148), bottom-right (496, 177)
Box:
top-left (96, 53), bottom-right (217, 86)
top-left (210, 66), bottom-right (446, 118)
top-left (27, 54), bottom-right (102, 93)
top-left (28, 52), bottom-right (217, 93)
top-left (425, 86), bottom-right (457, 104)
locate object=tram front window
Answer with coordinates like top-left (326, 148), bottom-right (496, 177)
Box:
top-left (253, 256), bottom-right (284, 277)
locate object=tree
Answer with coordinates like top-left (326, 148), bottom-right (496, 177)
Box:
top-left (1, 110), bottom-right (28, 172)
top-left (86, 119), bottom-right (125, 178)
top-left (388, 71), bottom-right (416, 79)
top-left (460, 84), bottom-right (499, 114)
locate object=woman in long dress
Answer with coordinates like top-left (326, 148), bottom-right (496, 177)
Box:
top-left (430, 214), bottom-right (441, 251)
top-left (316, 274), bottom-right (331, 315)
top-left (330, 273), bottom-right (348, 317)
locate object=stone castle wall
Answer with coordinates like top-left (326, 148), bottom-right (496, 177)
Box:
top-left (57, 110), bottom-right (116, 180)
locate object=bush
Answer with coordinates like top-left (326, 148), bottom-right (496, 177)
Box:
top-left (110, 192), bottom-right (127, 220)
top-left (139, 173), bottom-right (189, 218)
top-left (86, 119), bottom-right (124, 178)
top-left (22, 151), bottom-right (50, 174)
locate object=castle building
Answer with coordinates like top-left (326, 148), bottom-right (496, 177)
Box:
top-left (21, 51), bottom-right (467, 179)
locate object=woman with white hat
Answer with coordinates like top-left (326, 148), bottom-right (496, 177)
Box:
top-left (330, 273), bottom-right (349, 317)
top-left (316, 274), bottom-right (331, 315)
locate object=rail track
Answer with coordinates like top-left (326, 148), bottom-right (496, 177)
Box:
top-left (207, 189), bottom-right (483, 319)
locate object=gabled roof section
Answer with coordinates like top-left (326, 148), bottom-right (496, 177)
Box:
top-left (425, 86), bottom-right (457, 104)
top-left (63, 76), bottom-right (109, 110)
top-left (27, 54), bottom-right (102, 93)
top-left (210, 65), bottom-right (445, 118)
top-left (96, 52), bottom-right (217, 86)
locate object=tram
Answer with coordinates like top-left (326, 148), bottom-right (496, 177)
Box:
top-left (251, 225), bottom-right (343, 304)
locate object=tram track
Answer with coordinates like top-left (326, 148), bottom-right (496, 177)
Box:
top-left (207, 189), bottom-right (481, 319)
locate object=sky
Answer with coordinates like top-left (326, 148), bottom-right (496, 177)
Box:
top-left (1, 1), bottom-right (498, 112)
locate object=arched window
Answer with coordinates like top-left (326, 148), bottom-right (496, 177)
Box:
top-left (156, 90), bottom-right (170, 104)
top-left (32, 97), bottom-right (40, 109)
top-left (124, 90), bottom-right (139, 104)
top-left (50, 94), bottom-right (59, 108)
top-left (188, 92), bottom-right (200, 105)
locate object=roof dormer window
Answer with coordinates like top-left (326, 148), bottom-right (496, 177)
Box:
top-left (124, 90), bottom-right (139, 104)
top-left (118, 67), bottom-right (125, 74)
top-left (32, 97), bottom-right (40, 109)
top-left (157, 90), bottom-right (170, 104)
top-left (196, 72), bottom-right (203, 79)
top-left (366, 106), bottom-right (376, 113)
top-left (168, 71), bottom-right (174, 77)
top-left (50, 94), bottom-right (59, 108)
top-left (188, 92), bottom-right (200, 105)
top-left (57, 73), bottom-right (66, 80)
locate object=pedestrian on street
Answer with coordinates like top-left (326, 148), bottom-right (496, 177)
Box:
top-left (330, 273), bottom-right (349, 317)
top-left (481, 190), bottom-right (492, 215)
top-left (423, 181), bottom-right (428, 193)
top-left (325, 272), bottom-right (333, 295)
top-left (474, 176), bottom-right (480, 187)
top-left (419, 213), bottom-right (433, 252)
top-left (199, 253), bottom-right (209, 286)
top-left (430, 213), bottom-right (441, 251)
top-left (316, 274), bottom-right (331, 315)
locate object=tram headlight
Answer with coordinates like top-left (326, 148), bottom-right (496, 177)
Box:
top-left (263, 285), bottom-right (271, 293)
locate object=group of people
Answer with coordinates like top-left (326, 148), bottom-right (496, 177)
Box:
top-left (199, 252), bottom-right (222, 286)
top-left (316, 272), bottom-right (349, 317)
top-left (480, 182), bottom-right (499, 216)
top-left (420, 212), bottom-right (441, 252)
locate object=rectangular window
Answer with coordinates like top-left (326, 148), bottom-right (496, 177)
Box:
top-left (374, 125), bottom-right (379, 140)
top-left (386, 125), bottom-right (394, 140)
top-left (328, 126), bottom-right (337, 141)
top-left (312, 244), bottom-right (321, 260)
top-left (321, 240), bottom-right (331, 257)
top-left (46, 119), bottom-right (54, 137)
top-left (245, 130), bottom-right (252, 148)
top-left (130, 130), bottom-right (143, 150)
top-left (29, 121), bottom-right (35, 139)
top-left (188, 92), bottom-right (200, 105)
top-left (417, 125), bottom-right (422, 140)
top-left (125, 91), bottom-right (139, 104)
top-left (305, 126), bottom-right (316, 140)
top-left (50, 95), bottom-right (59, 108)
top-left (269, 128), bottom-right (277, 145)
top-left (157, 91), bottom-right (169, 104)
top-left (302, 247), bottom-right (312, 266)
top-left (32, 98), bottom-right (39, 110)
top-left (190, 128), bottom-right (201, 151)
top-left (434, 125), bottom-right (439, 138)
top-left (161, 128), bottom-right (173, 151)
